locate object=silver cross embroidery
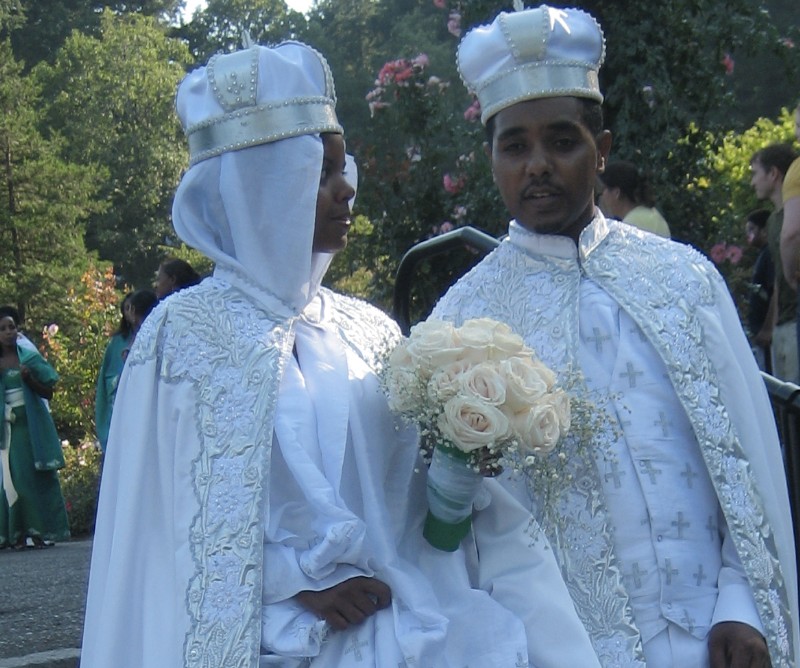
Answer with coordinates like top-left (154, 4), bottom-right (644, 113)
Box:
top-left (680, 462), bottom-right (698, 489)
top-left (672, 511), bottom-right (690, 539)
top-left (586, 326), bottom-right (610, 353)
top-left (549, 8), bottom-right (571, 33)
top-left (662, 559), bottom-right (679, 585)
top-left (639, 459), bottom-right (662, 485)
top-left (344, 635), bottom-right (368, 662)
top-left (604, 461), bottom-right (625, 489)
top-left (653, 411), bottom-right (671, 437)
top-left (694, 563), bottom-right (708, 586)
top-left (620, 361), bottom-right (644, 388)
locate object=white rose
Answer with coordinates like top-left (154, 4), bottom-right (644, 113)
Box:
top-left (406, 320), bottom-right (465, 376)
top-left (512, 395), bottom-right (566, 454)
top-left (457, 318), bottom-right (529, 363)
top-left (499, 356), bottom-right (551, 411)
top-left (550, 389), bottom-right (571, 436)
top-left (461, 362), bottom-right (506, 406)
top-left (427, 359), bottom-right (473, 403)
top-left (438, 395), bottom-right (511, 452)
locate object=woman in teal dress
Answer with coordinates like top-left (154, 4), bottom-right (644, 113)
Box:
top-left (94, 290), bottom-right (156, 452)
top-left (94, 294), bottom-right (132, 452)
top-left (0, 313), bottom-right (70, 549)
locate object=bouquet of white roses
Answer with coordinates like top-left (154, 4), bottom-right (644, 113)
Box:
top-left (382, 318), bottom-right (570, 550)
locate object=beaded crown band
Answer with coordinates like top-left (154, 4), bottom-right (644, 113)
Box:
top-left (180, 43), bottom-right (343, 166)
top-left (457, 3), bottom-right (605, 125)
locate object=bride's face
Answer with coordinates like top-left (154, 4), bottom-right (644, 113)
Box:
top-left (312, 133), bottom-right (355, 254)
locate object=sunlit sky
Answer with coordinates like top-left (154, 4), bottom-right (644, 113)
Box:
top-left (182, 0), bottom-right (314, 20)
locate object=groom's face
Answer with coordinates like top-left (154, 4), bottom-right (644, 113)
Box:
top-left (486, 96), bottom-right (611, 242)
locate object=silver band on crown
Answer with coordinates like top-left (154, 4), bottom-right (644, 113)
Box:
top-left (186, 97), bottom-right (342, 166)
top-left (476, 61), bottom-right (602, 123)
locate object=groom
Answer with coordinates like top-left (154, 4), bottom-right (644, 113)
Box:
top-left (429, 4), bottom-right (798, 667)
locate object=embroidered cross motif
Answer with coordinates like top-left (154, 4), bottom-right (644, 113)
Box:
top-left (549, 8), bottom-right (571, 33)
top-left (672, 511), bottom-right (690, 539)
top-left (680, 609), bottom-right (697, 634)
top-left (630, 561), bottom-right (649, 588)
top-left (653, 411), bottom-right (671, 437)
top-left (680, 462), bottom-right (698, 489)
top-left (662, 559), bottom-right (679, 585)
top-left (706, 515), bottom-right (718, 541)
top-left (604, 461), bottom-right (625, 488)
top-left (629, 325), bottom-right (648, 343)
top-left (694, 563), bottom-right (708, 586)
top-left (620, 361), bottom-right (644, 388)
top-left (516, 652), bottom-right (530, 667)
top-left (639, 459), bottom-right (662, 484)
top-left (586, 326), bottom-right (610, 353)
top-left (345, 635), bottom-right (369, 661)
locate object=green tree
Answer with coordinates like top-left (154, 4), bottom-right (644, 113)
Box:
top-left (0, 39), bottom-right (103, 328)
top-left (175, 0), bottom-right (306, 63)
top-left (38, 10), bottom-right (193, 287)
top-left (9, 0), bottom-right (184, 67)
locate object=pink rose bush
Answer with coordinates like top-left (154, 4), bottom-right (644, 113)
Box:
top-left (383, 318), bottom-right (570, 466)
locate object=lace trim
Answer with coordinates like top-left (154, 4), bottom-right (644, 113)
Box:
top-left (590, 226), bottom-right (793, 667)
top-left (432, 241), bottom-right (644, 666)
top-left (129, 278), bottom-right (294, 668)
top-left (127, 281), bottom-right (404, 667)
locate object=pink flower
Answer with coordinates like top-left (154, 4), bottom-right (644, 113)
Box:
top-left (433, 0), bottom-right (446, 7)
top-left (721, 53), bottom-right (734, 75)
top-left (725, 244), bottom-right (743, 265)
top-left (452, 205), bottom-right (468, 221)
top-left (438, 221), bottom-right (455, 235)
top-left (781, 38), bottom-right (795, 49)
top-left (464, 99), bottom-right (481, 122)
top-left (412, 53), bottom-right (429, 69)
top-left (47, 323), bottom-right (59, 337)
top-left (447, 12), bottom-right (462, 37)
top-left (368, 100), bottom-right (390, 116)
top-left (710, 243), bottom-right (727, 264)
top-left (443, 173), bottom-right (465, 195)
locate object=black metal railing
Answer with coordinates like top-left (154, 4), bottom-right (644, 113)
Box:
top-left (394, 227), bottom-right (800, 573)
top-left (763, 372), bottom-right (800, 564)
top-left (393, 226), bottom-right (502, 335)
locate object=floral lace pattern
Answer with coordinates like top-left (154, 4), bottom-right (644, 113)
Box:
top-left (432, 220), bottom-right (794, 667)
top-left (127, 279), bottom-right (404, 668)
top-left (432, 241), bottom-right (644, 667)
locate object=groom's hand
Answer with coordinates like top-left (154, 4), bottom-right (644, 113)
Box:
top-left (708, 621), bottom-right (771, 668)
top-left (295, 576), bottom-right (391, 631)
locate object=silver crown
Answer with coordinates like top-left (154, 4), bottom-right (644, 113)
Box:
top-left (458, 4), bottom-right (605, 124)
top-left (178, 42), bottom-right (343, 166)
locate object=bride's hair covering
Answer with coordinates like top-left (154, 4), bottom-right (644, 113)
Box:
top-left (171, 40), bottom-right (347, 317)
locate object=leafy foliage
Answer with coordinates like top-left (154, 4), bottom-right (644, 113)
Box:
top-left (0, 39), bottom-right (104, 326)
top-left (41, 264), bottom-right (123, 445)
top-left (60, 441), bottom-right (103, 536)
top-left (175, 0), bottom-right (306, 62)
top-left (37, 10), bottom-right (193, 287)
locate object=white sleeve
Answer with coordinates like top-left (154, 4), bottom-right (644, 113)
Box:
top-left (469, 479), bottom-right (602, 668)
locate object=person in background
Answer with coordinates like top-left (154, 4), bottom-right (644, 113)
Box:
top-left (154, 258), bottom-right (201, 300)
top-left (750, 142), bottom-right (798, 381)
top-left (0, 311), bottom-right (69, 549)
top-left (94, 293), bottom-right (133, 452)
top-left (0, 305), bottom-right (39, 354)
top-left (744, 209), bottom-right (774, 372)
top-left (429, 4), bottom-right (798, 666)
top-left (597, 160), bottom-right (671, 238)
top-left (778, 100), bottom-right (800, 378)
top-left (79, 39), bottom-right (585, 668)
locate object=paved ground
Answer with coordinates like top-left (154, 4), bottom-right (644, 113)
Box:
top-left (0, 538), bottom-right (91, 668)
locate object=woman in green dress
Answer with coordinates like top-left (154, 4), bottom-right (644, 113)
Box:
top-left (0, 313), bottom-right (70, 549)
top-left (95, 293), bottom-right (133, 452)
